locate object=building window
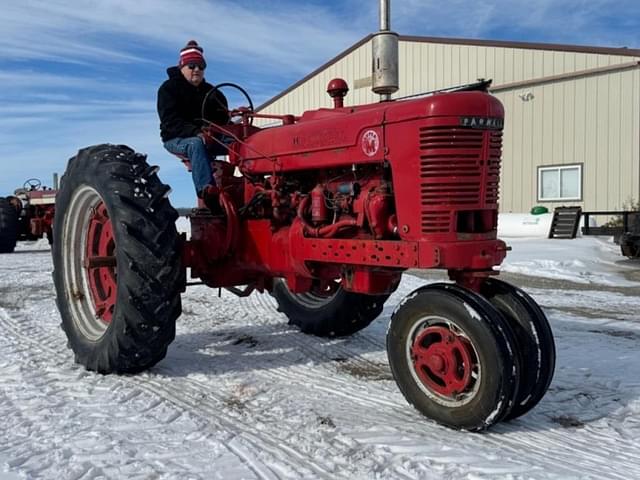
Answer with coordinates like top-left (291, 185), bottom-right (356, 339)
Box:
top-left (537, 164), bottom-right (582, 201)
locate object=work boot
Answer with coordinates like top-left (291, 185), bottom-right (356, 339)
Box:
top-left (200, 184), bottom-right (224, 215)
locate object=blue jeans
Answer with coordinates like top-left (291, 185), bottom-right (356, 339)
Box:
top-left (163, 136), bottom-right (229, 195)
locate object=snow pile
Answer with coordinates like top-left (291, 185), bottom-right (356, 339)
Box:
top-left (496, 213), bottom-right (637, 286)
top-left (500, 236), bottom-right (638, 286)
top-left (14, 238), bottom-right (50, 252)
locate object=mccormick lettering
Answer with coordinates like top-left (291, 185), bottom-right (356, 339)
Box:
top-left (293, 128), bottom-right (347, 148)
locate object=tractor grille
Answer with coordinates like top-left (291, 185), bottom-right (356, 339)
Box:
top-left (418, 126), bottom-right (502, 234)
top-left (486, 130), bottom-right (502, 204)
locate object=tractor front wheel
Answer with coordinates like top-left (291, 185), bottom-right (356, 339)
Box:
top-left (272, 278), bottom-right (388, 337)
top-left (387, 283), bottom-right (520, 431)
top-left (52, 144), bottom-right (184, 373)
top-left (0, 197), bottom-right (19, 253)
top-left (481, 278), bottom-right (555, 420)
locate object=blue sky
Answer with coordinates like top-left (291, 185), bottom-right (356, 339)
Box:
top-left (1, 0), bottom-right (638, 207)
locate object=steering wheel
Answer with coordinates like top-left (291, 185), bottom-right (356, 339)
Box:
top-left (202, 82), bottom-right (254, 126)
top-left (23, 178), bottom-right (42, 190)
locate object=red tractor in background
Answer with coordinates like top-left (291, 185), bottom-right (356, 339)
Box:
top-left (0, 178), bottom-right (57, 253)
top-left (52, 6), bottom-right (555, 431)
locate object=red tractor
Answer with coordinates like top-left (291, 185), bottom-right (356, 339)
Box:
top-left (0, 178), bottom-right (56, 253)
top-left (52, 4), bottom-right (554, 431)
top-left (52, 77), bottom-right (555, 431)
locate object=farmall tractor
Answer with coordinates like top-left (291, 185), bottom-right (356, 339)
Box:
top-left (52, 10), bottom-right (555, 432)
top-left (0, 178), bottom-right (57, 253)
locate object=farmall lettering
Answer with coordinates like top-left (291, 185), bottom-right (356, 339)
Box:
top-left (459, 116), bottom-right (504, 129)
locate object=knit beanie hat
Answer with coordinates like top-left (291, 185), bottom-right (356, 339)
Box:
top-left (179, 40), bottom-right (206, 68)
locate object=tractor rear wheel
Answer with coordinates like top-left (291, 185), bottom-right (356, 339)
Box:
top-left (52, 144), bottom-right (184, 373)
top-left (387, 283), bottom-right (520, 431)
top-left (272, 278), bottom-right (389, 337)
top-left (0, 197), bottom-right (19, 253)
top-left (481, 278), bottom-right (555, 420)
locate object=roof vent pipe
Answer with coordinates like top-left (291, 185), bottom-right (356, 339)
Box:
top-left (372, 0), bottom-right (399, 101)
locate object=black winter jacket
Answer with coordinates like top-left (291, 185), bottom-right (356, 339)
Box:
top-left (157, 66), bottom-right (229, 142)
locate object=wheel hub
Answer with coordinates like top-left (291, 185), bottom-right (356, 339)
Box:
top-left (85, 202), bottom-right (117, 324)
top-left (426, 353), bottom-right (446, 373)
top-left (411, 325), bottom-right (476, 397)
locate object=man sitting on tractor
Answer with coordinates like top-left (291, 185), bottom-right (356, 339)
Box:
top-left (157, 40), bottom-right (230, 209)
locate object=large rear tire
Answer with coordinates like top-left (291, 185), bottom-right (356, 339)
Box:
top-left (53, 144), bottom-right (184, 373)
top-left (272, 278), bottom-right (389, 337)
top-left (0, 197), bottom-right (18, 253)
top-left (387, 283), bottom-right (520, 431)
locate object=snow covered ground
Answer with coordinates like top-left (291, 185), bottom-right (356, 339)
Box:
top-left (1, 225), bottom-right (640, 479)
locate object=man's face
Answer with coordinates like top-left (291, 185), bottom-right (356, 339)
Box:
top-left (181, 62), bottom-right (205, 86)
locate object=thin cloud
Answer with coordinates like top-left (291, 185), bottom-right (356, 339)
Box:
top-left (0, 100), bottom-right (154, 117)
top-left (0, 71), bottom-right (137, 92)
top-left (0, 0), bottom-right (361, 74)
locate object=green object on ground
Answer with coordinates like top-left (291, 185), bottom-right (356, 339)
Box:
top-left (530, 206), bottom-right (549, 215)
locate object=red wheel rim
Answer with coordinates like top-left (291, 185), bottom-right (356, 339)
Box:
top-left (84, 202), bottom-right (117, 324)
top-left (410, 325), bottom-right (477, 398)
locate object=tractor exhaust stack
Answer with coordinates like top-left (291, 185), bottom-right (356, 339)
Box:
top-left (372, 0), bottom-right (399, 101)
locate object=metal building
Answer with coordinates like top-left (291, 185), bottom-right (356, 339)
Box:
top-left (257, 35), bottom-right (640, 213)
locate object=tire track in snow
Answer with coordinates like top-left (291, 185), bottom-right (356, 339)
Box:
top-left (0, 306), bottom-right (349, 480)
top-left (184, 286), bottom-right (394, 387)
top-left (0, 274), bottom-right (362, 478)
top-left (2, 262), bottom-right (640, 479)
top-left (239, 291), bottom-right (391, 367)
top-left (0, 331), bottom-right (244, 479)
top-left (0, 269), bottom-right (342, 477)
top-left (239, 287), bottom-right (640, 478)
top-left (0, 308), bottom-right (278, 480)
top-left (0, 286), bottom-right (510, 478)
top-left (259, 351), bottom-right (638, 479)
top-left (184, 289), bottom-right (640, 479)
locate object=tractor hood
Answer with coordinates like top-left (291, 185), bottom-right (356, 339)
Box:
top-left (236, 91), bottom-right (503, 174)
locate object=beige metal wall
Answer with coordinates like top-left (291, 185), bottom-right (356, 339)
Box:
top-left (260, 38), bottom-right (640, 212)
top-left (496, 67), bottom-right (640, 212)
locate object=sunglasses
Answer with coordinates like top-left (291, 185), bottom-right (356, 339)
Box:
top-left (186, 63), bottom-right (205, 71)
